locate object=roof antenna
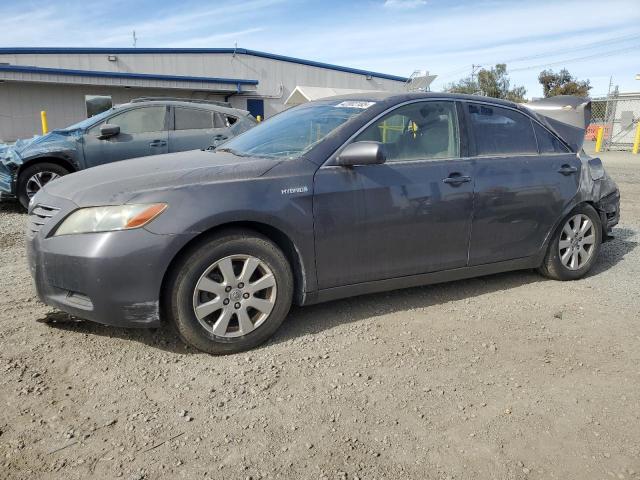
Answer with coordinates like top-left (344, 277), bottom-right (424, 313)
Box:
top-left (132, 30), bottom-right (137, 48)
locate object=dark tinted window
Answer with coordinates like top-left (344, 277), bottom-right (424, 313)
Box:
top-left (533, 122), bottom-right (570, 153)
top-left (356, 101), bottom-right (459, 162)
top-left (175, 108), bottom-right (215, 130)
top-left (468, 104), bottom-right (537, 155)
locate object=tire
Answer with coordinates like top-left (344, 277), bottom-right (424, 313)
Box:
top-left (166, 230), bottom-right (293, 354)
top-left (17, 162), bottom-right (70, 209)
top-left (538, 204), bottom-right (602, 281)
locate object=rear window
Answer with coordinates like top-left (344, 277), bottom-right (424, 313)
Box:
top-left (533, 122), bottom-right (570, 153)
top-left (468, 104), bottom-right (537, 156)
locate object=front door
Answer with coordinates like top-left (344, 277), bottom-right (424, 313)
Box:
top-left (465, 102), bottom-right (582, 265)
top-left (82, 105), bottom-right (169, 167)
top-left (313, 100), bottom-right (475, 289)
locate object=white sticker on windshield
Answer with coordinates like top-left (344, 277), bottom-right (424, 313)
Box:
top-left (334, 101), bottom-right (376, 109)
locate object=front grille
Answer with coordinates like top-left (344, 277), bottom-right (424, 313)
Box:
top-left (27, 204), bottom-right (60, 236)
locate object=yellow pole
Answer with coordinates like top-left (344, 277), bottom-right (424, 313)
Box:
top-left (40, 111), bottom-right (48, 135)
top-left (256, 115), bottom-right (262, 123)
top-left (595, 126), bottom-right (604, 153)
top-left (633, 122), bottom-right (640, 154)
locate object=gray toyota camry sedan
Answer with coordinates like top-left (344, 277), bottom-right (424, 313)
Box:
top-left (27, 93), bottom-right (620, 354)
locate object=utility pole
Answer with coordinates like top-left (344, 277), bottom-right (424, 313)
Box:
top-left (132, 31), bottom-right (137, 48)
top-left (471, 64), bottom-right (482, 94)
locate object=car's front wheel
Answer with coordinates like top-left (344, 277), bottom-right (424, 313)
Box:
top-left (167, 230), bottom-right (293, 354)
top-left (539, 204), bottom-right (602, 281)
top-left (17, 162), bottom-right (70, 209)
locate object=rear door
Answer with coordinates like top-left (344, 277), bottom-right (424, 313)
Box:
top-left (465, 102), bottom-right (581, 265)
top-left (82, 105), bottom-right (169, 167)
top-left (313, 100), bottom-right (475, 289)
top-left (169, 107), bottom-right (236, 152)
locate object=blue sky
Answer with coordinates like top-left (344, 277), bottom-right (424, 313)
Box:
top-left (1, 0), bottom-right (639, 98)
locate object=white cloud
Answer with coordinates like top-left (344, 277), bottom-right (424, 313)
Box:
top-left (166, 28), bottom-right (265, 48)
top-left (383, 0), bottom-right (427, 7)
top-left (0, 0), bottom-right (638, 97)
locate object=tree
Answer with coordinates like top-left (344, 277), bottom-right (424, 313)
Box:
top-left (538, 69), bottom-right (591, 97)
top-left (445, 64), bottom-right (527, 102)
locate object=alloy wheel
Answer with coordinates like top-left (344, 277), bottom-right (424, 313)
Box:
top-left (192, 255), bottom-right (277, 338)
top-left (25, 171), bottom-right (60, 199)
top-left (558, 214), bottom-right (596, 271)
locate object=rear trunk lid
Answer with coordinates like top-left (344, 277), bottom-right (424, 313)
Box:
top-left (523, 95), bottom-right (591, 152)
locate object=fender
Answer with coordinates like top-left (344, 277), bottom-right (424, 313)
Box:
top-left (19, 151), bottom-right (80, 172)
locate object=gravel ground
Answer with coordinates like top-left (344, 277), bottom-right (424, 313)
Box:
top-left (1, 149), bottom-right (639, 480)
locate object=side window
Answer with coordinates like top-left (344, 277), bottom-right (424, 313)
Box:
top-left (468, 104), bottom-right (537, 155)
top-left (533, 122), bottom-right (570, 153)
top-left (175, 108), bottom-right (214, 130)
top-left (355, 101), bottom-right (460, 162)
top-left (92, 106), bottom-right (166, 135)
top-left (214, 113), bottom-right (238, 128)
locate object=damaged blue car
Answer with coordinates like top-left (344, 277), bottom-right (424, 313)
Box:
top-left (0, 98), bottom-right (256, 208)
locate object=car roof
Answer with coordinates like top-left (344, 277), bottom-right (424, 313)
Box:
top-left (117, 99), bottom-right (251, 117)
top-left (325, 91), bottom-right (523, 109)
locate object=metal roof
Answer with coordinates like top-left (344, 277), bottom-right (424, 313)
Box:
top-left (0, 47), bottom-right (409, 82)
top-left (0, 64), bottom-right (258, 86)
top-left (285, 86), bottom-right (384, 106)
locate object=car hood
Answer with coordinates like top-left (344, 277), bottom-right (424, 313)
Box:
top-left (40, 149), bottom-right (281, 206)
top-left (0, 129), bottom-right (81, 167)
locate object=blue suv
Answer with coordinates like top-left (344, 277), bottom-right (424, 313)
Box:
top-left (0, 98), bottom-right (256, 208)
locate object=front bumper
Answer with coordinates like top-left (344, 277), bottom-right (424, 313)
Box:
top-left (0, 163), bottom-right (16, 198)
top-left (27, 197), bottom-right (194, 328)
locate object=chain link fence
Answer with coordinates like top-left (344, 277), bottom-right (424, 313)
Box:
top-left (588, 93), bottom-right (640, 151)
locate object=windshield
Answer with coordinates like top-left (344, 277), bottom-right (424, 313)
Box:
top-left (216, 100), bottom-right (375, 159)
top-left (61, 108), bottom-right (116, 131)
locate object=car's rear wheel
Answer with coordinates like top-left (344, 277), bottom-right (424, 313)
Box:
top-left (17, 162), bottom-right (70, 209)
top-left (538, 204), bottom-right (602, 281)
top-left (167, 230), bottom-right (293, 354)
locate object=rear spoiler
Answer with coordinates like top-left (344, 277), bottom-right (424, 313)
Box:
top-left (522, 95), bottom-right (591, 152)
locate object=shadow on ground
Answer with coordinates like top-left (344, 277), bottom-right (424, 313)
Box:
top-left (40, 226), bottom-right (637, 354)
top-left (0, 200), bottom-right (23, 214)
top-left (589, 227), bottom-right (637, 276)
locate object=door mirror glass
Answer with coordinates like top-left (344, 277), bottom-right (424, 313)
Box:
top-left (336, 141), bottom-right (386, 167)
top-left (98, 123), bottom-right (120, 139)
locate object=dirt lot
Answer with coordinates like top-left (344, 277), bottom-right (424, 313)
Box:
top-left (1, 150), bottom-right (639, 480)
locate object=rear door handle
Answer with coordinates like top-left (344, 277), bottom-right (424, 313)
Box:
top-left (149, 139), bottom-right (167, 147)
top-left (443, 173), bottom-right (472, 186)
top-left (558, 164), bottom-right (578, 175)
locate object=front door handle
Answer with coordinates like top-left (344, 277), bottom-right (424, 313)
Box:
top-left (149, 139), bottom-right (167, 147)
top-left (558, 164), bottom-right (578, 175)
top-left (443, 173), bottom-right (472, 186)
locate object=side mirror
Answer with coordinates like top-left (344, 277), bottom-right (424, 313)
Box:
top-left (98, 123), bottom-right (120, 139)
top-left (336, 141), bottom-right (386, 167)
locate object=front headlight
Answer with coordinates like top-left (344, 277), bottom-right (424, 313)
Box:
top-left (53, 203), bottom-right (167, 236)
